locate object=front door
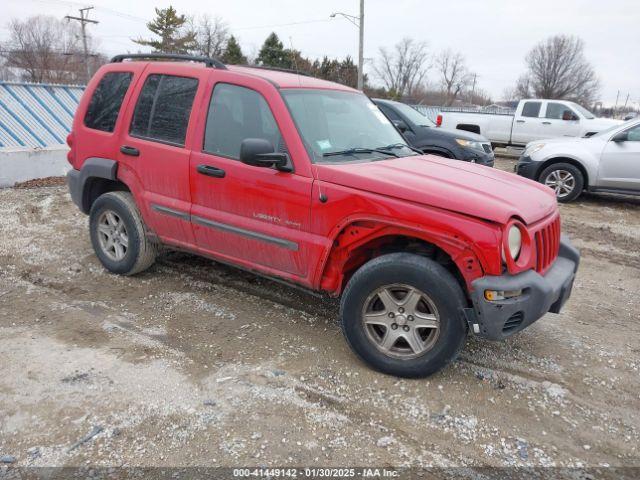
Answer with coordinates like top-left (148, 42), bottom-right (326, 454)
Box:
top-left (598, 123), bottom-right (640, 190)
top-left (189, 81), bottom-right (313, 279)
top-left (539, 101), bottom-right (582, 140)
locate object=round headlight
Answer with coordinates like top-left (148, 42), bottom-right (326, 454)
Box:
top-left (508, 225), bottom-right (522, 260)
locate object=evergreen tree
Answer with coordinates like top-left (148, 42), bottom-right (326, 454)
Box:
top-left (134, 6), bottom-right (196, 54)
top-left (256, 32), bottom-right (290, 68)
top-left (221, 35), bottom-right (247, 64)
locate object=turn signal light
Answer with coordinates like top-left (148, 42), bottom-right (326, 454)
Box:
top-left (484, 289), bottom-right (522, 301)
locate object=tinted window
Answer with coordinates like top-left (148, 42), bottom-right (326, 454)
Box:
top-left (84, 72), bottom-right (132, 132)
top-left (521, 101), bottom-right (541, 118)
top-left (204, 83), bottom-right (284, 159)
top-left (546, 102), bottom-right (575, 120)
top-left (130, 74), bottom-right (198, 146)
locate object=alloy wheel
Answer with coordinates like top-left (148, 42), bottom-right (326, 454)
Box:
top-left (361, 284), bottom-right (441, 359)
top-left (97, 210), bottom-right (129, 261)
top-left (544, 169), bottom-right (576, 198)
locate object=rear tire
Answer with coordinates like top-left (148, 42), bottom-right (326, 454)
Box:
top-left (538, 163), bottom-right (583, 203)
top-left (89, 191), bottom-right (158, 275)
top-left (340, 253), bottom-right (468, 378)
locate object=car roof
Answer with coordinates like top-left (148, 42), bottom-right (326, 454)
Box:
top-left (227, 65), bottom-right (357, 91)
top-left (105, 60), bottom-right (358, 92)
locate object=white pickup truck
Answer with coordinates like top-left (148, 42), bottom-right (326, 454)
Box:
top-left (436, 99), bottom-right (621, 148)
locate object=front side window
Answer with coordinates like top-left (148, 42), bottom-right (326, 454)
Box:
top-left (546, 102), bottom-right (576, 120)
top-left (84, 72), bottom-right (132, 132)
top-left (521, 101), bottom-right (541, 118)
top-left (626, 124), bottom-right (640, 141)
top-left (130, 74), bottom-right (198, 146)
top-left (203, 83), bottom-right (284, 159)
top-left (282, 89), bottom-right (413, 163)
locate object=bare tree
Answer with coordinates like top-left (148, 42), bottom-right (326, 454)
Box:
top-left (373, 38), bottom-right (429, 98)
top-left (190, 14), bottom-right (229, 58)
top-left (515, 35), bottom-right (600, 105)
top-left (435, 49), bottom-right (473, 106)
top-left (1, 15), bottom-right (104, 83)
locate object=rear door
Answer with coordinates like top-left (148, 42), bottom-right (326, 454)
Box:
top-left (539, 101), bottom-right (581, 140)
top-left (117, 65), bottom-right (207, 247)
top-left (597, 123), bottom-right (640, 190)
top-left (189, 79), bottom-right (314, 280)
top-left (511, 100), bottom-right (543, 145)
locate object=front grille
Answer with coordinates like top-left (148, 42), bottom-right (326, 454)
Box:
top-left (482, 143), bottom-right (492, 154)
top-left (503, 312), bottom-right (524, 333)
top-left (534, 215), bottom-right (561, 274)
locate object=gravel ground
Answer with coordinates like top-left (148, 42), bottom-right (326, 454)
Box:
top-left (1, 159), bottom-right (639, 475)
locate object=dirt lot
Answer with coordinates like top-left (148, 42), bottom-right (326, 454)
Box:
top-left (1, 158), bottom-right (639, 474)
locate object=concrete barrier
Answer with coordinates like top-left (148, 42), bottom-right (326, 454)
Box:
top-left (0, 146), bottom-right (70, 188)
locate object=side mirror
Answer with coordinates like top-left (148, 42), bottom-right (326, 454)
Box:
top-left (562, 110), bottom-right (578, 121)
top-left (239, 138), bottom-right (292, 172)
top-left (392, 119), bottom-right (409, 133)
top-left (612, 131), bottom-right (628, 142)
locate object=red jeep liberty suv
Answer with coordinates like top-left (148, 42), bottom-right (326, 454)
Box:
top-left (67, 54), bottom-right (580, 378)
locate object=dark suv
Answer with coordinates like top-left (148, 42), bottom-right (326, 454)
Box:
top-left (374, 99), bottom-right (495, 166)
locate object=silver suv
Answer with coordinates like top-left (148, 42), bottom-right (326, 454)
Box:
top-left (515, 119), bottom-right (640, 202)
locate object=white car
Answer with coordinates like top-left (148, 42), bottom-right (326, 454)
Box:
top-left (515, 119), bottom-right (640, 202)
top-left (436, 99), bottom-right (621, 148)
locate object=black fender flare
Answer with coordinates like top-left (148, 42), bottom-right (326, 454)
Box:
top-left (67, 158), bottom-right (118, 214)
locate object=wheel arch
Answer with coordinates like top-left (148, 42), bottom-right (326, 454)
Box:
top-left (75, 158), bottom-right (132, 214)
top-left (537, 156), bottom-right (590, 187)
top-left (316, 219), bottom-right (485, 299)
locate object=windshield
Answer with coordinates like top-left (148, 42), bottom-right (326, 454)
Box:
top-left (391, 102), bottom-right (435, 127)
top-left (570, 102), bottom-right (595, 119)
top-left (281, 89), bottom-right (414, 163)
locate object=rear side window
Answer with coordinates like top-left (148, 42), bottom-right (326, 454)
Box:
top-left (130, 74), bottom-right (198, 146)
top-left (84, 72), bottom-right (132, 132)
top-left (521, 101), bottom-right (541, 118)
top-left (203, 83), bottom-right (284, 159)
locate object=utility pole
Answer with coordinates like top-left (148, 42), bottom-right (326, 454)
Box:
top-left (65, 7), bottom-right (99, 84)
top-left (330, 0), bottom-right (365, 91)
top-left (470, 73), bottom-right (477, 104)
top-left (358, 0), bottom-right (364, 91)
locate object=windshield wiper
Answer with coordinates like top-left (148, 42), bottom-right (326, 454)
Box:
top-left (378, 143), bottom-right (424, 155)
top-left (322, 147), bottom-right (399, 158)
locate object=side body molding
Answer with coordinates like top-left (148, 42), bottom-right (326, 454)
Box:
top-left (67, 157), bottom-right (118, 214)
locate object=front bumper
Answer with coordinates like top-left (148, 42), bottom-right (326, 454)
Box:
top-left (466, 235), bottom-right (580, 340)
top-left (514, 155), bottom-right (544, 180)
top-left (461, 148), bottom-right (494, 167)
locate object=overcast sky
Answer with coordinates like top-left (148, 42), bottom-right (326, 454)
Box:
top-left (4, 0), bottom-right (639, 107)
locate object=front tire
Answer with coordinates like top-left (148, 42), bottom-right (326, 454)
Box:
top-left (539, 163), bottom-right (583, 203)
top-left (89, 191), bottom-right (158, 275)
top-left (340, 253), bottom-right (468, 378)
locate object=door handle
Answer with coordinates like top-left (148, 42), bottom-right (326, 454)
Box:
top-left (120, 145), bottom-right (140, 156)
top-left (516, 120), bottom-right (525, 123)
top-left (542, 121), bottom-right (551, 125)
top-left (197, 164), bottom-right (226, 178)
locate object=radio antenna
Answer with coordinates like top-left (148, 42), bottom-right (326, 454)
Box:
top-left (289, 36), bottom-right (328, 203)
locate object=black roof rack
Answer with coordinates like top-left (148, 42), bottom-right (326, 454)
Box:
top-left (239, 64), bottom-right (310, 77)
top-left (110, 53), bottom-right (226, 69)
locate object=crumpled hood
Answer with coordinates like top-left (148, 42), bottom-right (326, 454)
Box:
top-left (316, 155), bottom-right (557, 225)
